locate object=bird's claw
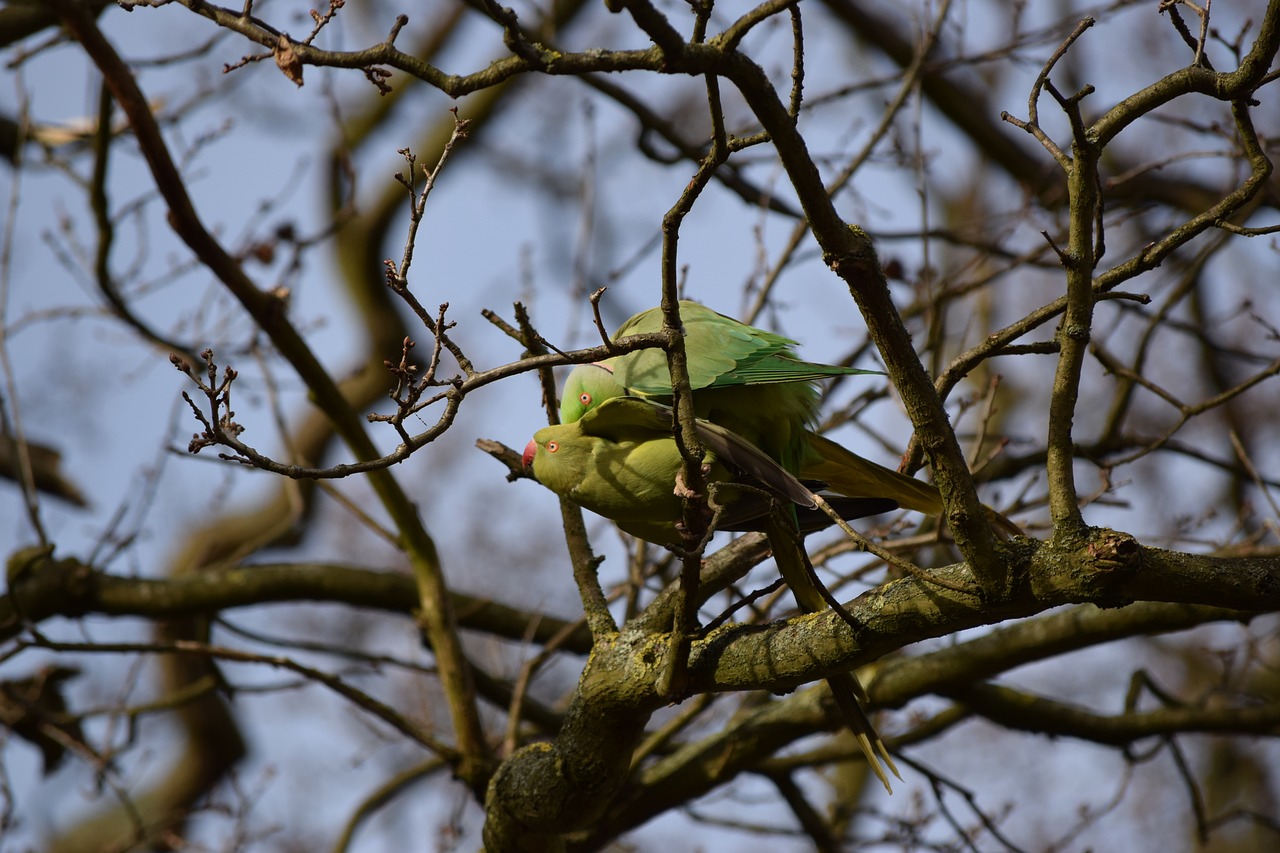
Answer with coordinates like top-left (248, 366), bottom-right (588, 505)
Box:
top-left (673, 463), bottom-right (712, 499)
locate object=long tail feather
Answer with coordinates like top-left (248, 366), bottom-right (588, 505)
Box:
top-left (804, 432), bottom-right (1023, 539)
top-left (803, 433), bottom-right (943, 515)
top-left (828, 672), bottom-right (900, 794)
top-left (765, 513), bottom-right (899, 794)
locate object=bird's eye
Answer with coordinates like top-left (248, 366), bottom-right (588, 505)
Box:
top-left (547, 441), bottom-right (559, 453)
top-left (579, 392), bottom-right (592, 406)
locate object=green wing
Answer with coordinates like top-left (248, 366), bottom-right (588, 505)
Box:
top-left (577, 395), bottom-right (677, 439)
top-left (610, 301), bottom-right (879, 395)
top-left (612, 301), bottom-right (798, 392)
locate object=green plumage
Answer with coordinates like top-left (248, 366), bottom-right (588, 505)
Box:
top-left (526, 397), bottom-right (893, 543)
top-left (562, 301), bottom-right (880, 473)
top-left (561, 301), bottom-right (1020, 536)
top-left (610, 300), bottom-right (869, 393)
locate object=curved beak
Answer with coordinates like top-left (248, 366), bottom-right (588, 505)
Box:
top-left (521, 439), bottom-right (537, 471)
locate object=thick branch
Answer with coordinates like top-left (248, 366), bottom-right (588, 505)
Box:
top-left (946, 682), bottom-right (1280, 744)
top-left (1, 555), bottom-right (591, 653)
top-left (585, 600), bottom-right (1259, 846)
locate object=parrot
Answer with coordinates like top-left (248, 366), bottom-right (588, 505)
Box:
top-left (523, 396), bottom-right (896, 543)
top-left (523, 396), bottom-right (901, 793)
top-left (561, 301), bottom-right (1020, 535)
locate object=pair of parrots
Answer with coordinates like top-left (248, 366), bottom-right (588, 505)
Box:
top-left (521, 300), bottom-right (1009, 793)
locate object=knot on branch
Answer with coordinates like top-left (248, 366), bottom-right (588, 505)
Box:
top-left (1077, 528), bottom-right (1142, 605)
top-left (822, 226), bottom-right (878, 276)
top-left (1025, 530), bottom-right (1140, 606)
top-left (1084, 529), bottom-right (1141, 571)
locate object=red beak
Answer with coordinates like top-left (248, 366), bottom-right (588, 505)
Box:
top-left (522, 439), bottom-right (537, 470)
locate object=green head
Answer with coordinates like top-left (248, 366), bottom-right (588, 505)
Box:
top-left (523, 421), bottom-right (591, 497)
top-left (559, 362), bottom-right (626, 423)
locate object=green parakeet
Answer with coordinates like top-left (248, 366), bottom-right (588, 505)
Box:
top-left (523, 396), bottom-right (901, 792)
top-left (523, 397), bottom-right (894, 542)
top-left (561, 301), bottom-right (1019, 535)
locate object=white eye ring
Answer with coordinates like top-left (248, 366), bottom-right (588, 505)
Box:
top-left (547, 441), bottom-right (559, 453)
